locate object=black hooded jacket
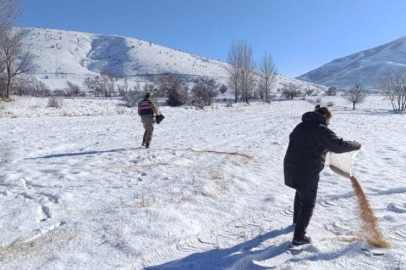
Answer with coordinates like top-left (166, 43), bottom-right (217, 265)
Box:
top-left (284, 111), bottom-right (361, 190)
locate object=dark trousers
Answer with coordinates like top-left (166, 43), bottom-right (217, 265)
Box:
top-left (141, 115), bottom-right (154, 145)
top-left (293, 188), bottom-right (318, 239)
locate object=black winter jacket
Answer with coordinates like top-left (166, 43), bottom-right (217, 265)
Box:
top-left (284, 111), bottom-right (361, 190)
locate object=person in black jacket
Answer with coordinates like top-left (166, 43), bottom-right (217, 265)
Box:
top-left (284, 105), bottom-right (361, 245)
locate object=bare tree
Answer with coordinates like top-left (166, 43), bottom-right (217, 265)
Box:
top-left (10, 77), bottom-right (51, 97)
top-left (29, 77), bottom-right (50, 96)
top-left (282, 84), bottom-right (301, 100)
top-left (83, 76), bottom-right (103, 97)
top-left (98, 74), bottom-right (116, 98)
top-left (0, 29), bottom-right (33, 99)
top-left (123, 82), bottom-right (143, 107)
top-left (259, 53), bottom-right (276, 103)
top-left (0, 0), bottom-right (24, 99)
top-left (117, 78), bottom-right (130, 96)
top-left (149, 75), bottom-right (166, 97)
top-left (192, 80), bottom-right (218, 107)
top-left (0, 0), bottom-right (21, 35)
top-left (240, 41), bottom-right (256, 104)
top-left (9, 76), bottom-right (26, 95)
top-left (378, 70), bottom-right (406, 112)
top-left (131, 81), bottom-right (142, 92)
top-left (226, 41), bottom-right (241, 103)
top-left (226, 40), bottom-right (257, 104)
top-left (143, 82), bottom-right (156, 95)
top-left (66, 80), bottom-right (81, 97)
top-left (344, 84), bottom-right (367, 110)
top-left (83, 77), bottom-right (93, 90)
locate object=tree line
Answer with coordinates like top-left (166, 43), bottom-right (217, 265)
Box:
top-left (82, 73), bottom-right (226, 108)
top-left (226, 40), bottom-right (277, 104)
top-left (323, 71), bottom-right (406, 112)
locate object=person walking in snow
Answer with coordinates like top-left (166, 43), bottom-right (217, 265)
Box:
top-left (284, 105), bottom-right (361, 246)
top-left (138, 93), bottom-right (160, 148)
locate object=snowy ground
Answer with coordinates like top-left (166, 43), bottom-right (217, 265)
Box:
top-left (0, 96), bottom-right (405, 270)
top-left (0, 96), bottom-right (138, 118)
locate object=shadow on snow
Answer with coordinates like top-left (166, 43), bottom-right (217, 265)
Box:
top-left (24, 147), bottom-right (142, 160)
top-left (145, 225), bottom-right (359, 270)
top-left (145, 226), bottom-right (293, 270)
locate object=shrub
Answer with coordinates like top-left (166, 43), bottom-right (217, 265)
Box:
top-left (11, 78), bottom-right (30, 96)
top-left (167, 84), bottom-right (188, 106)
top-left (53, 89), bottom-right (67, 97)
top-left (219, 84), bottom-right (228, 94)
top-left (326, 87), bottom-right (337, 96)
top-left (305, 89), bottom-right (314, 96)
top-left (124, 90), bottom-right (143, 107)
top-left (48, 96), bottom-right (63, 108)
top-left (192, 81), bottom-right (218, 107)
top-left (155, 74), bottom-right (189, 106)
top-left (11, 78), bottom-right (51, 97)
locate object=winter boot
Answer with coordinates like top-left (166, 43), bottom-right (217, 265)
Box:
top-left (292, 235), bottom-right (311, 246)
top-left (142, 132), bottom-right (147, 146)
top-left (145, 143), bottom-right (150, 149)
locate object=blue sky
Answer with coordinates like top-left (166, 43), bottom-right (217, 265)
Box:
top-left (17, 0), bottom-right (406, 77)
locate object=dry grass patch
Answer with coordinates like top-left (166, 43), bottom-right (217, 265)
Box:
top-left (0, 225), bottom-right (78, 261)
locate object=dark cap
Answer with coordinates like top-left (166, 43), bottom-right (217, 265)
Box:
top-left (145, 92), bottom-right (152, 98)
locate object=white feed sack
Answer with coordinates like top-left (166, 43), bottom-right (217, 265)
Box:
top-left (329, 151), bottom-right (359, 179)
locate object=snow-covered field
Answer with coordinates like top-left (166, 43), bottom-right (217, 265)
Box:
top-left (0, 97), bottom-right (138, 118)
top-left (1, 96), bottom-right (405, 270)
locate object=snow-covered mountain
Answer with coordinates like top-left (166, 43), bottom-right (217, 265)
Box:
top-left (19, 27), bottom-right (324, 92)
top-left (297, 36), bottom-right (406, 87)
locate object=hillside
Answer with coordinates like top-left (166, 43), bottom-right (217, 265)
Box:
top-left (19, 27), bottom-right (324, 92)
top-left (297, 36), bottom-right (406, 87)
